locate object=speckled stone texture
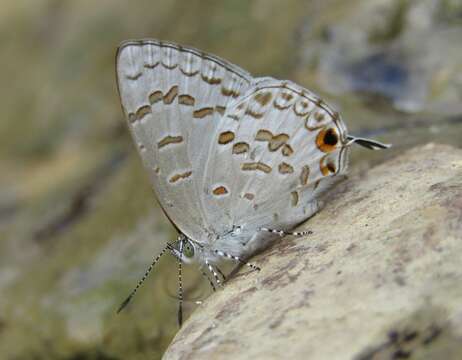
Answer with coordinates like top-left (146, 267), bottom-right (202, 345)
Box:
top-left (164, 144), bottom-right (462, 360)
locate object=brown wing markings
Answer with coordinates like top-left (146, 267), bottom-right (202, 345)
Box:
top-left (135, 105), bottom-right (152, 121)
top-left (300, 165), bottom-right (310, 185)
top-left (212, 186), bottom-right (229, 196)
top-left (193, 107), bottom-right (215, 119)
top-left (293, 98), bottom-right (313, 117)
top-left (158, 135), bottom-right (184, 149)
top-left (273, 91), bottom-right (295, 110)
top-left (218, 131), bottom-right (235, 145)
top-left (126, 72), bottom-right (142, 80)
top-left (255, 130), bottom-right (289, 152)
top-left (179, 51), bottom-right (200, 77)
top-left (254, 91), bottom-right (273, 106)
top-left (169, 171), bottom-right (193, 183)
top-left (128, 113), bottom-right (137, 124)
top-left (268, 134), bottom-right (289, 152)
top-left (163, 85), bottom-right (179, 105)
top-left (221, 87), bottom-right (240, 98)
top-left (215, 106), bottom-right (226, 115)
top-left (180, 67), bottom-right (200, 77)
top-left (144, 62), bottom-right (159, 69)
top-left (149, 90), bottom-right (163, 105)
top-left (282, 144), bottom-right (294, 157)
top-left (201, 74), bottom-right (222, 85)
top-left (278, 162), bottom-right (294, 174)
top-left (241, 162), bottom-right (272, 174)
top-left (291, 191), bottom-right (299, 206)
top-left (255, 129), bottom-right (273, 142)
top-left (243, 193), bottom-right (255, 200)
top-left (233, 142), bottom-right (250, 154)
top-left (178, 94), bottom-right (195, 106)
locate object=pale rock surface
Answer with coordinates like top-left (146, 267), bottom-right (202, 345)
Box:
top-left (164, 144), bottom-right (462, 360)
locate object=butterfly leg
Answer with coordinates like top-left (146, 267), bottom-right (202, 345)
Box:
top-left (205, 259), bottom-right (224, 288)
top-left (214, 250), bottom-right (261, 272)
top-left (258, 227), bottom-right (313, 237)
top-left (200, 269), bottom-right (217, 292)
top-left (215, 265), bottom-right (227, 282)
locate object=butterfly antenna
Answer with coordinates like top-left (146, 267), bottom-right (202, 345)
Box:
top-left (346, 135), bottom-right (391, 150)
top-left (117, 243), bottom-right (171, 314)
top-left (177, 239), bottom-right (184, 327)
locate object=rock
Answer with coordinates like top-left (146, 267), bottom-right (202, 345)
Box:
top-left (163, 144), bottom-right (462, 360)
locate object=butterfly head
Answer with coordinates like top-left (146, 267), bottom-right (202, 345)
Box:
top-left (169, 235), bottom-right (200, 264)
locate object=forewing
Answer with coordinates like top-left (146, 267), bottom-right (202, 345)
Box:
top-left (201, 80), bottom-right (350, 236)
top-left (116, 40), bottom-right (253, 241)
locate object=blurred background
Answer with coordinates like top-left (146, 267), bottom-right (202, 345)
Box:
top-left (0, 0), bottom-right (461, 358)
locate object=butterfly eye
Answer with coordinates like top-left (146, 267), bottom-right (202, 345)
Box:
top-left (184, 242), bottom-right (195, 258)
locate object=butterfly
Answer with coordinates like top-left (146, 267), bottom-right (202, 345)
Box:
top-left (115, 39), bottom-right (390, 325)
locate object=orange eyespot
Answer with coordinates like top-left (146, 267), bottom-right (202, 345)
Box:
top-left (316, 128), bottom-right (338, 153)
top-left (320, 155), bottom-right (337, 176)
top-left (320, 161), bottom-right (337, 176)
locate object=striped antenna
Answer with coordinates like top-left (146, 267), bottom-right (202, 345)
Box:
top-left (117, 243), bottom-right (171, 314)
top-left (177, 239), bottom-right (184, 326)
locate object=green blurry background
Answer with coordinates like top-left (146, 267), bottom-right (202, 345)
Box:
top-left (0, 0), bottom-right (461, 359)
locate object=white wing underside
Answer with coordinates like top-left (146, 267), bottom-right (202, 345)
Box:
top-left (202, 81), bottom-right (350, 252)
top-left (116, 40), bottom-right (350, 245)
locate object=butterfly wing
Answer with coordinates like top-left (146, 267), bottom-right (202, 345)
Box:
top-left (116, 40), bottom-right (253, 241)
top-left (201, 80), bottom-right (350, 243)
